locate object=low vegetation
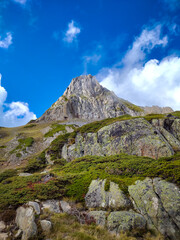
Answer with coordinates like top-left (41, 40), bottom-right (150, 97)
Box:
top-left (44, 123), bottom-right (67, 138)
top-left (10, 137), bottom-right (34, 154)
top-left (0, 153), bottom-right (179, 210)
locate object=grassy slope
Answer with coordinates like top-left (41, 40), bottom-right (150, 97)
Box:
top-left (0, 153), bottom-right (179, 210)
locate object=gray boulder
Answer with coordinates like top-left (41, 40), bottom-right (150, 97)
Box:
top-left (85, 179), bottom-right (130, 210)
top-left (28, 201), bottom-right (40, 215)
top-left (88, 211), bottom-right (107, 226)
top-left (40, 220), bottom-right (52, 234)
top-left (15, 206), bottom-right (37, 240)
top-left (60, 201), bottom-right (71, 213)
top-left (42, 200), bottom-right (61, 213)
top-left (107, 211), bottom-right (146, 234)
top-left (128, 178), bottom-right (180, 240)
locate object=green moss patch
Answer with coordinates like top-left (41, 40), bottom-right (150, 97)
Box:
top-left (24, 151), bottom-right (47, 173)
top-left (10, 137), bottom-right (34, 154)
top-left (44, 124), bottom-right (67, 138)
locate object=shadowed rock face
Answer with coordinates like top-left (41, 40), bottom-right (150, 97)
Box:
top-left (38, 74), bottom-right (143, 122)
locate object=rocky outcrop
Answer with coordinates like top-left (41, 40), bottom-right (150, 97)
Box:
top-left (128, 178), bottom-right (180, 240)
top-left (62, 118), bottom-right (176, 160)
top-left (143, 106), bottom-right (173, 115)
top-left (85, 179), bottom-right (131, 210)
top-left (38, 75), bottom-right (143, 123)
top-left (15, 206), bottom-right (37, 240)
top-left (107, 211), bottom-right (146, 234)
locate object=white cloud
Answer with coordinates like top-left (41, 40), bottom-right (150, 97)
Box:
top-left (12, 0), bottom-right (27, 5)
top-left (0, 32), bottom-right (12, 49)
top-left (0, 75), bottom-right (36, 127)
top-left (97, 25), bottom-right (180, 110)
top-left (64, 20), bottom-right (81, 43)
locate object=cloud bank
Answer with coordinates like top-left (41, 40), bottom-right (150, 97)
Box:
top-left (0, 75), bottom-right (36, 127)
top-left (0, 32), bottom-right (12, 49)
top-left (64, 20), bottom-right (81, 43)
top-left (97, 25), bottom-right (180, 110)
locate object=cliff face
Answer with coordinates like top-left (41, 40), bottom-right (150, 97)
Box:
top-left (38, 74), bottom-right (143, 122)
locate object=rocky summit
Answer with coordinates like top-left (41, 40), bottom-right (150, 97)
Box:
top-left (38, 74), bottom-right (144, 122)
top-left (0, 74), bottom-right (180, 240)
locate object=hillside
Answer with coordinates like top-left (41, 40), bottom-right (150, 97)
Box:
top-left (0, 75), bottom-right (180, 240)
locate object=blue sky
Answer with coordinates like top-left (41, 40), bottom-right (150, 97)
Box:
top-left (0, 0), bottom-right (180, 127)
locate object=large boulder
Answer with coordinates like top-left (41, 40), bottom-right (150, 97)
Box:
top-left (15, 206), bottom-right (37, 240)
top-left (85, 179), bottom-right (130, 210)
top-left (107, 211), bottom-right (146, 234)
top-left (62, 118), bottom-right (175, 161)
top-left (128, 178), bottom-right (180, 240)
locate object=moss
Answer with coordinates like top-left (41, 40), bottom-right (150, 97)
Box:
top-left (122, 100), bottom-right (143, 112)
top-left (0, 173), bottom-right (69, 209)
top-left (0, 169), bottom-right (17, 183)
top-left (0, 145), bottom-right (6, 149)
top-left (44, 124), bottom-right (67, 138)
top-left (104, 179), bottom-right (110, 191)
top-left (144, 114), bottom-right (165, 122)
top-left (10, 137), bottom-right (34, 154)
top-left (24, 124), bottom-right (36, 128)
top-left (24, 151), bottom-right (47, 173)
top-left (16, 152), bottom-right (22, 158)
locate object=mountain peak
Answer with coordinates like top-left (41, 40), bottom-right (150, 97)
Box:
top-left (38, 75), bottom-right (143, 123)
top-left (63, 74), bottom-right (107, 98)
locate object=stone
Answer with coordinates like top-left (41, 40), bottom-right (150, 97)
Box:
top-left (85, 179), bottom-right (130, 210)
top-left (0, 233), bottom-right (8, 240)
top-left (153, 178), bottom-right (180, 229)
top-left (14, 229), bottom-right (22, 239)
top-left (60, 201), bottom-right (71, 213)
top-left (19, 173), bottom-right (32, 177)
top-left (15, 206), bottom-right (37, 240)
top-left (42, 200), bottom-right (61, 213)
top-left (40, 220), bottom-right (52, 234)
top-left (0, 221), bottom-right (6, 232)
top-left (88, 211), bottom-right (107, 226)
top-left (85, 179), bottom-right (108, 209)
top-left (38, 75), bottom-right (142, 123)
top-left (62, 118), bottom-right (175, 161)
top-left (128, 178), bottom-right (180, 240)
top-left (28, 201), bottom-right (41, 215)
top-left (107, 211), bottom-right (146, 234)
top-left (109, 181), bottom-right (131, 209)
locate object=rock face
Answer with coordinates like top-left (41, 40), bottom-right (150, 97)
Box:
top-left (128, 178), bottom-right (180, 240)
top-left (38, 75), bottom-right (143, 122)
top-left (62, 118), bottom-right (175, 160)
top-left (85, 179), bottom-right (131, 209)
top-left (88, 211), bottom-right (107, 226)
top-left (15, 206), bottom-right (37, 240)
top-left (143, 105), bottom-right (173, 115)
top-left (107, 211), bottom-right (146, 234)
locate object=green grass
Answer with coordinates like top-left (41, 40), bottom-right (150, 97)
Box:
top-left (23, 124), bottom-right (36, 128)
